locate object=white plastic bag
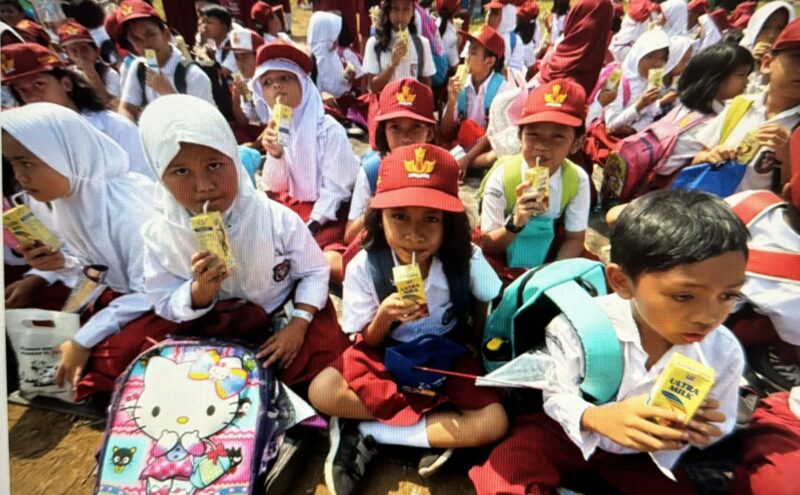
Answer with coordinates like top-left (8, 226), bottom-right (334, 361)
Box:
top-left (6, 309), bottom-right (81, 403)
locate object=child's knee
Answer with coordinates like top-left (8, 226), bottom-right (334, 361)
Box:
top-left (308, 366), bottom-right (345, 412)
top-left (474, 403), bottom-right (510, 444)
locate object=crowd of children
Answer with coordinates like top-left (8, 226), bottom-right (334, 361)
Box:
top-left (2, 0), bottom-right (799, 494)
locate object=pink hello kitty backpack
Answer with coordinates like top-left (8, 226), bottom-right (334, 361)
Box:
top-left (94, 340), bottom-right (276, 495)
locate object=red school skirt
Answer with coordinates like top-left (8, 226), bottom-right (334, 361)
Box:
top-left (267, 191), bottom-right (349, 253)
top-left (330, 334), bottom-right (503, 426)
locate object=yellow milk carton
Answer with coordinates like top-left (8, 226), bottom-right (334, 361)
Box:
top-left (736, 131), bottom-right (761, 164)
top-left (647, 352), bottom-right (715, 423)
top-left (456, 64), bottom-right (470, 85)
top-left (190, 209), bottom-right (235, 270)
top-left (525, 165), bottom-right (550, 211)
top-left (605, 67), bottom-right (622, 92)
top-left (144, 49), bottom-right (159, 69)
top-left (271, 97), bottom-right (293, 146)
top-left (647, 68), bottom-right (664, 90)
top-left (393, 262), bottom-right (428, 316)
top-left (3, 203), bottom-right (61, 251)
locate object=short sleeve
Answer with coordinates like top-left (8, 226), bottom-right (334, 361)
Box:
top-left (563, 166), bottom-right (591, 233)
top-left (469, 245), bottom-right (502, 302)
top-left (362, 37), bottom-right (381, 75)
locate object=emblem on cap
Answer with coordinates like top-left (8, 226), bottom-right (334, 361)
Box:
top-left (64, 24), bottom-right (80, 36)
top-left (396, 85), bottom-right (416, 106)
top-left (404, 147), bottom-right (436, 179)
top-left (232, 31), bottom-right (241, 45)
top-left (1, 54), bottom-right (14, 74)
top-left (37, 54), bottom-right (60, 66)
top-left (120, 3), bottom-right (133, 16)
top-left (544, 84), bottom-right (567, 107)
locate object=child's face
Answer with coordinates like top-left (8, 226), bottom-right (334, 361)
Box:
top-left (381, 206), bottom-right (444, 267)
top-left (486, 9), bottom-right (501, 29)
top-left (610, 251), bottom-right (746, 346)
top-left (756, 9), bottom-right (789, 47)
top-left (11, 72), bottom-right (74, 108)
top-left (638, 48), bottom-right (668, 78)
top-left (466, 44), bottom-right (495, 79)
top-left (162, 143), bottom-right (238, 214)
top-left (200, 15), bottom-right (228, 41)
top-left (520, 122), bottom-right (580, 171)
top-left (65, 42), bottom-right (99, 65)
top-left (0, 4), bottom-right (24, 26)
top-left (385, 118), bottom-right (434, 151)
top-left (2, 132), bottom-right (70, 202)
top-left (762, 49), bottom-right (800, 103)
top-left (389, 0), bottom-right (415, 30)
top-left (234, 51), bottom-right (256, 78)
top-left (125, 19), bottom-right (170, 59)
top-left (716, 64), bottom-right (751, 101)
top-left (260, 70), bottom-right (302, 108)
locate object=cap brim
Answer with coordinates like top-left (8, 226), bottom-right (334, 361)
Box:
top-left (460, 31), bottom-right (503, 59)
top-left (59, 37), bottom-right (96, 47)
top-left (1, 64), bottom-right (60, 84)
top-left (514, 110), bottom-right (583, 128)
top-left (370, 187), bottom-right (464, 212)
top-left (375, 109), bottom-right (436, 124)
top-left (256, 43), bottom-right (313, 73)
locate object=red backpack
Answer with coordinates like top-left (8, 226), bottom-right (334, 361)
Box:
top-left (583, 62), bottom-right (632, 168)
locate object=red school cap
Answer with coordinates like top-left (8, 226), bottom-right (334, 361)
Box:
top-left (460, 25), bottom-right (505, 59)
top-left (484, 1), bottom-right (506, 10)
top-left (370, 144), bottom-right (464, 213)
top-left (514, 78), bottom-right (587, 128)
top-left (116, 0), bottom-right (161, 30)
top-left (255, 40), bottom-right (313, 74)
top-left (435, 0), bottom-right (461, 13)
top-left (729, 1), bottom-right (756, 30)
top-left (707, 8), bottom-right (730, 32)
top-left (687, 0), bottom-right (709, 16)
top-left (627, 0), bottom-right (653, 23)
top-left (772, 18), bottom-right (800, 53)
top-left (376, 78), bottom-right (436, 125)
top-left (1, 42), bottom-right (63, 84)
top-left (57, 19), bottom-right (96, 47)
top-left (15, 20), bottom-right (51, 47)
top-left (230, 29), bottom-right (265, 53)
top-left (518, 1), bottom-right (541, 23)
top-left (251, 1), bottom-right (283, 26)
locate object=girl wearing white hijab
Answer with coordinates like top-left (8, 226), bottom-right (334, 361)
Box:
top-left (663, 36), bottom-right (694, 91)
top-left (1, 102), bottom-right (156, 400)
top-left (609, 7), bottom-right (650, 62)
top-left (307, 11), bottom-right (363, 99)
top-left (660, 0), bottom-right (689, 38)
top-left (604, 28), bottom-right (670, 133)
top-left (740, 2), bottom-right (795, 94)
top-left (138, 94), bottom-right (350, 387)
top-left (249, 42), bottom-right (359, 254)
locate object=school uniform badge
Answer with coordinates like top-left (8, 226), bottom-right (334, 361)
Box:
top-left (544, 85), bottom-right (568, 108)
top-left (272, 259), bottom-right (291, 282)
top-left (1, 54), bottom-right (14, 75)
top-left (396, 85), bottom-right (416, 106)
top-left (404, 147), bottom-right (436, 179)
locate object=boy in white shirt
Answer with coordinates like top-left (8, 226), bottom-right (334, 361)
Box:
top-left (470, 189), bottom-right (749, 495)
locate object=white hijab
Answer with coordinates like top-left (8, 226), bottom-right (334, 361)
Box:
top-left (138, 94), bottom-right (277, 301)
top-left (740, 1), bottom-right (795, 51)
top-left (307, 11), bottom-right (347, 98)
top-left (0, 103), bottom-right (154, 291)
top-left (665, 36), bottom-right (694, 77)
top-left (249, 58), bottom-right (326, 202)
top-left (661, 0), bottom-right (689, 37)
top-left (622, 28), bottom-right (670, 82)
top-left (499, 4), bottom-right (518, 36)
top-left (610, 14), bottom-right (649, 62)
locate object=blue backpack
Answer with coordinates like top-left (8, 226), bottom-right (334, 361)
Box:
top-left (432, 51), bottom-right (450, 87)
top-left (363, 150), bottom-right (382, 195)
top-left (456, 71), bottom-right (505, 121)
top-left (482, 259), bottom-right (623, 405)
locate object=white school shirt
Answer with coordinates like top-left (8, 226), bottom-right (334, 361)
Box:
top-left (610, 17), bottom-right (648, 63)
top-left (550, 13), bottom-right (567, 42)
top-left (657, 102), bottom-right (723, 176)
top-left (82, 110), bottom-right (154, 179)
top-left (143, 199), bottom-right (329, 322)
top-left (342, 246), bottom-right (502, 342)
top-left (102, 66), bottom-right (121, 97)
top-left (504, 32), bottom-right (526, 74)
top-left (446, 72), bottom-right (511, 129)
top-left (544, 293), bottom-right (744, 476)
top-left (604, 76), bottom-right (661, 132)
top-left (348, 167), bottom-right (372, 221)
top-left (695, 91), bottom-right (800, 192)
top-left (259, 115), bottom-right (359, 224)
top-left (438, 19), bottom-right (460, 68)
top-left (726, 191), bottom-right (800, 345)
top-left (216, 35), bottom-right (239, 74)
top-left (120, 46), bottom-right (214, 108)
top-left (480, 158), bottom-right (592, 233)
top-left (362, 32), bottom-right (437, 81)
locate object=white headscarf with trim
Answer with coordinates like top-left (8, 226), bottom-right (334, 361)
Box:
top-left (307, 11), bottom-right (348, 98)
top-left (661, 0), bottom-right (688, 37)
top-left (621, 28), bottom-right (670, 82)
top-left (740, 1), bottom-right (795, 51)
top-left (138, 94), bottom-right (277, 301)
top-left (665, 36), bottom-right (694, 77)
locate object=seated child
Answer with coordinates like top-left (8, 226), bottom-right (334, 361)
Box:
top-left (1, 102), bottom-right (156, 400)
top-left (227, 29), bottom-right (267, 131)
top-left (250, 1), bottom-right (292, 44)
top-left (441, 25), bottom-right (509, 173)
top-left (692, 18), bottom-right (800, 192)
top-left (696, 8), bottom-right (728, 51)
top-left (251, 41), bottom-right (359, 270)
top-left (470, 189), bottom-right (748, 495)
top-left (483, 1), bottom-right (525, 75)
top-left (56, 19), bottom-right (121, 104)
top-left (434, 0), bottom-right (462, 76)
top-left (137, 94), bottom-right (350, 390)
top-left (308, 144), bottom-right (508, 495)
top-left (197, 4), bottom-right (238, 75)
top-left (308, 11), bottom-right (363, 103)
top-left (609, 0), bottom-right (652, 62)
top-left (739, 0), bottom-right (794, 91)
top-left (479, 79), bottom-right (591, 285)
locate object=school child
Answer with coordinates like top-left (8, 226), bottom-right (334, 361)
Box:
top-left (434, 0), bottom-right (461, 75)
top-left (307, 11), bottom-right (363, 104)
top-left (479, 79), bottom-right (591, 284)
top-left (250, 1), bottom-right (292, 43)
top-left (471, 189), bottom-right (748, 495)
top-left (197, 4), bottom-right (237, 75)
top-left (1, 0), bottom-right (26, 27)
top-left (1, 21), bottom-right (23, 109)
top-left (116, 0), bottom-right (214, 122)
top-left (228, 28), bottom-right (266, 128)
top-left (696, 7), bottom-right (729, 52)
top-left (14, 19), bottom-right (50, 47)
top-left (686, 0), bottom-right (708, 40)
top-left (1, 102), bottom-right (157, 400)
top-left (516, 0), bottom-right (542, 71)
top-left (137, 94), bottom-right (350, 390)
top-left (362, 0), bottom-right (436, 93)
top-left (0, 43), bottom-right (153, 179)
top-left (548, 0), bottom-right (570, 42)
top-left (692, 18), bottom-right (800, 193)
top-left (740, 1), bottom-right (794, 67)
top-left (602, 28), bottom-right (669, 135)
top-left (250, 41), bottom-right (359, 273)
top-left (658, 36), bottom-right (693, 114)
top-left (307, 143), bottom-right (508, 494)
top-left (609, 0), bottom-right (653, 63)
top-left (660, 0), bottom-right (688, 38)
top-left (657, 43), bottom-right (754, 177)
top-left (441, 25), bottom-right (508, 173)
top-left (345, 78), bottom-right (436, 246)
top-left (483, 1), bottom-right (525, 75)
top-left (56, 19), bottom-right (121, 104)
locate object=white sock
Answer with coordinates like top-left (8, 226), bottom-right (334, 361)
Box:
top-left (357, 418), bottom-right (430, 448)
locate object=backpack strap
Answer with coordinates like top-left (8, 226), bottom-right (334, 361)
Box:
top-left (363, 151), bottom-right (382, 195)
top-left (484, 72), bottom-right (504, 117)
top-left (136, 61), bottom-right (148, 106)
top-left (509, 32), bottom-right (517, 53)
top-left (411, 33), bottom-right (425, 78)
top-left (501, 154), bottom-right (525, 217)
top-left (559, 160), bottom-right (580, 214)
top-left (732, 190), bottom-right (784, 226)
top-left (175, 59), bottom-right (191, 94)
top-left (720, 95), bottom-right (754, 144)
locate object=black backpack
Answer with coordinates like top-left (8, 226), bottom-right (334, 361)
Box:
top-left (136, 57), bottom-right (235, 121)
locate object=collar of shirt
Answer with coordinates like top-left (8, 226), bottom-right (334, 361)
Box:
top-left (752, 87), bottom-right (800, 123)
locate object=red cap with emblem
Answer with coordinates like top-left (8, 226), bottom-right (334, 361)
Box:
top-left (376, 78), bottom-right (436, 124)
top-left (773, 17), bottom-right (800, 53)
top-left (255, 40), bottom-right (313, 74)
top-left (370, 144), bottom-right (464, 213)
top-left (514, 78), bottom-right (587, 128)
top-left (1, 42), bottom-right (64, 84)
top-left (230, 29), bottom-right (265, 53)
top-left (687, 0), bottom-right (709, 16)
top-left (116, 0), bottom-right (161, 30)
top-left (15, 20), bottom-right (51, 47)
top-left (251, 1), bottom-right (283, 26)
top-left (460, 25), bottom-right (505, 59)
top-left (435, 0), bottom-right (460, 13)
top-left (57, 19), bottom-right (95, 47)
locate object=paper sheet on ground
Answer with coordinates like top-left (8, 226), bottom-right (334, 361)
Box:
top-left (475, 351), bottom-right (557, 391)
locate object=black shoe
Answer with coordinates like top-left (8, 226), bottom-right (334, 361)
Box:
top-left (417, 448), bottom-right (454, 478)
top-left (750, 345), bottom-right (800, 392)
top-left (324, 417), bottom-right (377, 495)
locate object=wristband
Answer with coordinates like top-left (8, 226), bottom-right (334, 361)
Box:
top-left (291, 308), bottom-right (314, 323)
top-left (504, 215), bottom-right (524, 234)
top-left (307, 220), bottom-right (322, 234)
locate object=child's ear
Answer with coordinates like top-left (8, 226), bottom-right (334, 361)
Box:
top-left (60, 76), bottom-right (74, 93)
top-left (424, 125), bottom-right (435, 143)
top-left (569, 134), bottom-right (584, 155)
top-left (760, 52), bottom-right (774, 77)
top-left (606, 263), bottom-right (635, 299)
